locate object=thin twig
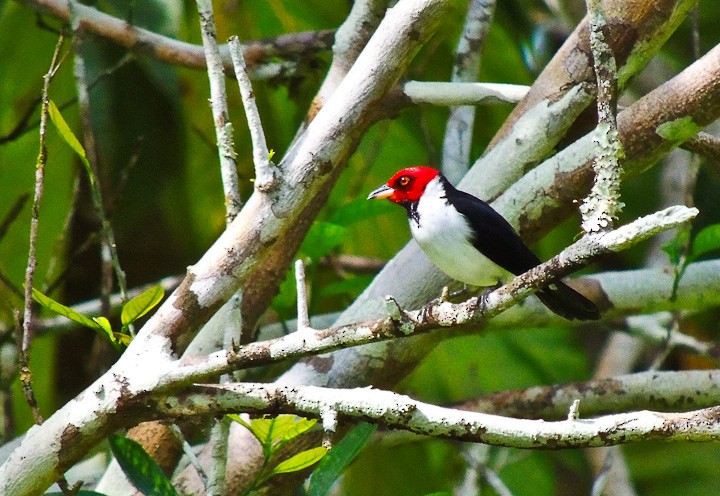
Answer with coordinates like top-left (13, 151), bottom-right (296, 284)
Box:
top-left (295, 260), bottom-right (312, 331)
top-left (168, 423), bottom-right (209, 486)
top-left (228, 36), bottom-right (276, 191)
top-left (20, 34), bottom-right (65, 426)
top-left (18, 0), bottom-right (333, 74)
top-left (196, 0), bottom-right (242, 223)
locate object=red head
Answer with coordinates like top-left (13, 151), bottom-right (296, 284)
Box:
top-left (367, 166), bottom-right (440, 204)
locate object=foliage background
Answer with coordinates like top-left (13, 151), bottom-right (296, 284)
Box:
top-left (0, 0), bottom-right (718, 494)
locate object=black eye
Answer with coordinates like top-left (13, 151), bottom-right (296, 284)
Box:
top-left (398, 176), bottom-right (411, 187)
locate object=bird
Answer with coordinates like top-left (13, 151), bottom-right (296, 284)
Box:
top-left (367, 166), bottom-right (600, 321)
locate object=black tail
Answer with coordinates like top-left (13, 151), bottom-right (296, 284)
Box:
top-left (535, 282), bottom-right (600, 321)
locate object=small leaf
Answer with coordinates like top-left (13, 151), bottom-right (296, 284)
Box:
top-left (656, 116), bottom-right (702, 143)
top-left (92, 316), bottom-right (114, 341)
top-left (113, 332), bottom-right (133, 346)
top-left (48, 100), bottom-right (92, 174)
top-left (307, 422), bottom-right (376, 496)
top-left (33, 288), bottom-right (102, 330)
top-left (281, 417), bottom-right (317, 442)
top-left (270, 446), bottom-right (327, 476)
top-left (661, 229), bottom-right (691, 265)
top-left (268, 149), bottom-right (275, 161)
top-left (108, 434), bottom-right (179, 496)
top-left (48, 101), bottom-right (86, 160)
top-left (691, 224), bottom-right (720, 259)
top-left (121, 285), bottom-right (165, 326)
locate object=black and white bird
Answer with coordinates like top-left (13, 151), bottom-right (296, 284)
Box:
top-left (368, 166), bottom-right (600, 321)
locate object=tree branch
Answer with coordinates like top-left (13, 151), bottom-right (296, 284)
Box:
top-left (16, 0), bottom-right (334, 77)
top-left (459, 369), bottom-right (720, 420)
top-left (158, 382), bottom-right (720, 448)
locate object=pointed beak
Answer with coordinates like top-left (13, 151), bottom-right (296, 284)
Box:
top-left (367, 184), bottom-right (394, 200)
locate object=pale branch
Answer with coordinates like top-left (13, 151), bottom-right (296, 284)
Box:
top-left (580, 0), bottom-right (624, 233)
top-left (295, 260), bottom-right (312, 331)
top-left (170, 205), bottom-right (696, 383)
top-left (205, 420), bottom-right (228, 496)
top-left (16, 0), bottom-right (334, 77)
top-left (464, 83), bottom-right (593, 202)
top-left (168, 424), bottom-right (208, 487)
top-left (158, 382), bottom-right (720, 449)
top-left (457, 370), bottom-right (720, 421)
top-left (196, 0), bottom-right (242, 222)
top-left (441, 0), bottom-right (496, 184)
top-left (228, 36), bottom-right (276, 191)
top-left (402, 81), bottom-right (529, 106)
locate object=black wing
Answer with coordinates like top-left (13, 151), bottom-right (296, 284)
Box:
top-left (442, 182), bottom-right (541, 276)
top-left (443, 179), bottom-right (600, 321)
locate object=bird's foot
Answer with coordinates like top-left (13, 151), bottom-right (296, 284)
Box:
top-left (473, 280), bottom-right (503, 315)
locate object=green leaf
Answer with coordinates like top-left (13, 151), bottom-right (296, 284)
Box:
top-left (228, 414), bottom-right (317, 457)
top-left (32, 288), bottom-right (102, 331)
top-left (691, 224), bottom-right (720, 259)
top-left (656, 116), bottom-right (702, 143)
top-left (108, 434), bottom-right (179, 496)
top-left (113, 332), bottom-right (133, 347)
top-left (661, 228), bottom-right (691, 265)
top-left (121, 285), bottom-right (165, 326)
top-left (307, 422), bottom-right (376, 496)
top-left (48, 100), bottom-right (91, 173)
top-left (281, 417), bottom-right (317, 442)
top-left (271, 446), bottom-right (328, 476)
top-left (92, 316), bottom-right (114, 341)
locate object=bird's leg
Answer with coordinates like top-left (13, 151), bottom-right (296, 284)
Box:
top-left (474, 279), bottom-right (503, 315)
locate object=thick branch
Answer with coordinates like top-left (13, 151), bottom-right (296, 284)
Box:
top-left (158, 383), bottom-right (720, 449)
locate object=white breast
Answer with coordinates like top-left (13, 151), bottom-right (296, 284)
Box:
top-left (410, 178), bottom-right (509, 286)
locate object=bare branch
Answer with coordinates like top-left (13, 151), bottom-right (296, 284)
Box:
top-left (228, 36), bottom-right (276, 191)
top-left (402, 81), bottom-right (528, 106)
top-left (196, 0), bottom-right (242, 222)
top-left (16, 0), bottom-right (333, 77)
top-left (458, 369), bottom-right (720, 420)
top-left (159, 382), bottom-right (720, 448)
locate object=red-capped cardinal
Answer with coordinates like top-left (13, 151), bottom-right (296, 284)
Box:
top-left (368, 166), bottom-right (600, 321)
